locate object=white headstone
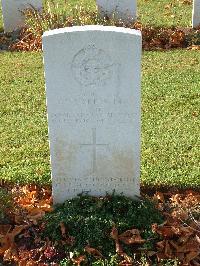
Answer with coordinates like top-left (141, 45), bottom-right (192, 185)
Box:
top-left (42, 26), bottom-right (142, 204)
top-left (1, 0), bottom-right (42, 32)
top-left (192, 0), bottom-right (200, 28)
top-left (96, 0), bottom-right (137, 22)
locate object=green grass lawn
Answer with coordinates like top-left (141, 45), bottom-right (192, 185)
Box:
top-left (142, 50), bottom-right (200, 188)
top-left (138, 0), bottom-right (192, 27)
top-left (0, 50), bottom-right (199, 189)
top-left (0, 52), bottom-right (49, 185)
top-left (0, 0), bottom-right (193, 31)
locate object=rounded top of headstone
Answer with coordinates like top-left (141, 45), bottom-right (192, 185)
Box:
top-left (42, 25), bottom-right (141, 38)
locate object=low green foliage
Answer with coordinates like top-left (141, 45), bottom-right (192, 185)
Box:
top-left (0, 187), bottom-right (13, 223)
top-left (160, 259), bottom-right (180, 266)
top-left (60, 255), bottom-right (120, 266)
top-left (60, 257), bottom-right (180, 266)
top-left (186, 30), bottom-right (200, 46)
top-left (43, 194), bottom-right (163, 264)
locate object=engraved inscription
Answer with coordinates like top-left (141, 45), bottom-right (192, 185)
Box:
top-left (49, 96), bottom-right (134, 126)
top-left (50, 111), bottom-right (134, 125)
top-left (80, 128), bottom-right (108, 174)
top-left (71, 45), bottom-right (114, 86)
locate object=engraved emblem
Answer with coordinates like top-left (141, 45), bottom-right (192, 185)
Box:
top-left (71, 45), bottom-right (114, 86)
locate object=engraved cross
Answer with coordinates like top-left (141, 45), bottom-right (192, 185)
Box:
top-left (80, 128), bottom-right (108, 174)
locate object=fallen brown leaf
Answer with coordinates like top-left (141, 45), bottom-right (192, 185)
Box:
top-left (72, 255), bottom-right (87, 265)
top-left (85, 246), bottom-right (103, 258)
top-left (110, 227), bottom-right (123, 254)
top-left (0, 225), bottom-right (12, 236)
top-left (60, 222), bottom-right (66, 238)
top-left (118, 229), bottom-right (146, 245)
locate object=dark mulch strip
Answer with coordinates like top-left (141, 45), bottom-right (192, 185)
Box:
top-left (0, 30), bottom-right (21, 51)
top-left (1, 24), bottom-right (200, 52)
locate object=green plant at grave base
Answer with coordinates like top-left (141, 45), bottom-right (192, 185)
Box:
top-left (0, 188), bottom-right (13, 223)
top-left (43, 194), bottom-right (163, 264)
top-left (186, 31), bottom-right (200, 46)
top-left (135, 256), bottom-right (180, 266)
top-left (160, 259), bottom-right (180, 266)
top-left (60, 250), bottom-right (181, 266)
top-left (60, 254), bottom-right (180, 265)
top-left (60, 255), bottom-right (120, 266)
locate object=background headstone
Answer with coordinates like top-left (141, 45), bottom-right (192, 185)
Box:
top-left (43, 26), bottom-right (142, 204)
top-left (96, 0), bottom-right (137, 22)
top-left (1, 0), bottom-right (42, 32)
top-left (192, 0), bottom-right (200, 28)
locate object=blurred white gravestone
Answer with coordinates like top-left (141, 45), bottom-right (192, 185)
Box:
top-left (193, 0), bottom-right (200, 28)
top-left (42, 26), bottom-right (142, 204)
top-left (1, 0), bottom-right (42, 32)
top-left (96, 0), bottom-right (137, 22)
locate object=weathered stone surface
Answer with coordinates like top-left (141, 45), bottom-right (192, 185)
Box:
top-left (43, 26), bottom-right (142, 204)
top-left (193, 0), bottom-right (200, 28)
top-left (96, 0), bottom-right (137, 21)
top-left (1, 0), bottom-right (42, 32)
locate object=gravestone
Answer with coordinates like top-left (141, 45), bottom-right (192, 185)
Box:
top-left (1, 0), bottom-right (42, 32)
top-left (42, 25), bottom-right (142, 204)
top-left (192, 0), bottom-right (200, 28)
top-left (96, 0), bottom-right (137, 22)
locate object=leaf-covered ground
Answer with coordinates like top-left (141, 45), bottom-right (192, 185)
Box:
top-left (0, 185), bottom-right (199, 265)
top-left (4, 25), bottom-right (199, 52)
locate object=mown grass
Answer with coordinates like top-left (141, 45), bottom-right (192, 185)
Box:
top-left (0, 50), bottom-right (199, 188)
top-left (0, 52), bottom-right (49, 185)
top-left (0, 0), bottom-right (193, 31)
top-left (142, 50), bottom-right (200, 188)
top-left (138, 0), bottom-right (192, 27)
